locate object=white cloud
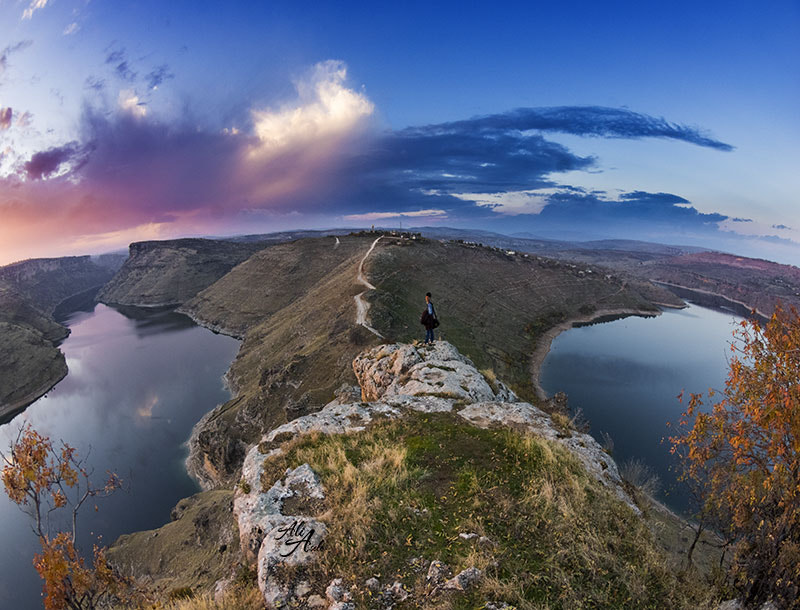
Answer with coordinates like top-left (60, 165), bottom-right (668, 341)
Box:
top-left (450, 189), bottom-right (560, 215)
top-left (344, 209), bottom-right (447, 222)
top-left (118, 89), bottom-right (147, 117)
top-left (63, 22), bottom-right (80, 36)
top-left (22, 0), bottom-right (50, 20)
top-left (249, 60), bottom-right (373, 156)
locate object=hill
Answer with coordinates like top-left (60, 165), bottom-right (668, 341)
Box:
top-left (98, 238), bottom-right (272, 307)
top-left (175, 233), bottom-right (673, 490)
top-left (0, 256), bottom-right (116, 422)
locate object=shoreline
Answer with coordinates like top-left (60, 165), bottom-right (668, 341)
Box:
top-left (651, 280), bottom-right (770, 320)
top-left (0, 363), bottom-right (68, 425)
top-left (529, 307), bottom-right (662, 402)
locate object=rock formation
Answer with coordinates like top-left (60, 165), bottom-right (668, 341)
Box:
top-left (232, 340), bottom-right (637, 608)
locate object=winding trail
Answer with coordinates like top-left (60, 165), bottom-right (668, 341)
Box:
top-left (355, 236), bottom-right (384, 338)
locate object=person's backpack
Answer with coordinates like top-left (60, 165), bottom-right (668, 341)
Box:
top-left (432, 316), bottom-right (440, 328)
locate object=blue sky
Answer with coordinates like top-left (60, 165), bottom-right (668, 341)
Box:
top-left (1, 0), bottom-right (798, 264)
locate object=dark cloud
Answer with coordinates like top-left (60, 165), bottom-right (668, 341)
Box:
top-left (84, 76), bottom-right (106, 91)
top-left (115, 61), bottom-right (136, 81)
top-left (105, 49), bottom-right (126, 64)
top-left (730, 217), bottom-right (753, 222)
top-left (105, 48), bottom-right (136, 81)
top-left (23, 143), bottom-right (85, 180)
top-left (618, 191), bottom-right (690, 205)
top-left (146, 65), bottom-right (174, 90)
top-left (773, 224), bottom-right (790, 230)
top-left (416, 106), bottom-right (734, 151)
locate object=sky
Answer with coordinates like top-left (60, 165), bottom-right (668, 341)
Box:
top-left (0, 0), bottom-right (798, 265)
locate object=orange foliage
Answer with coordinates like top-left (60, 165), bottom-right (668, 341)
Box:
top-left (2, 426), bottom-right (137, 609)
top-left (671, 304), bottom-right (800, 607)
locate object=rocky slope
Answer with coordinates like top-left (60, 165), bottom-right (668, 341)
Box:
top-left (178, 234), bottom-right (666, 491)
top-left (0, 256), bottom-right (117, 421)
top-left (111, 341), bottom-right (710, 608)
top-left (98, 238), bottom-right (272, 307)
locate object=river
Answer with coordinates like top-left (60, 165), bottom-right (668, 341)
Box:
top-left (539, 300), bottom-right (746, 515)
top-left (0, 301), bottom-right (239, 609)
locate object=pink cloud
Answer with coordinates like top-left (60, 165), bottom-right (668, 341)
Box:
top-left (0, 61), bottom-right (374, 264)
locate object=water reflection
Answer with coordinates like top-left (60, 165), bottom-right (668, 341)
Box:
top-left (0, 303), bottom-right (240, 609)
top-left (540, 302), bottom-right (743, 515)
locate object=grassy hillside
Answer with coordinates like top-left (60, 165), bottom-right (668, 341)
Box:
top-left (182, 234), bottom-right (382, 488)
top-left (366, 237), bottom-right (665, 402)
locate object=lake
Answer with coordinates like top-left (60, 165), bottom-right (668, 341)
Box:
top-left (0, 301), bottom-right (240, 609)
top-left (539, 300), bottom-right (745, 515)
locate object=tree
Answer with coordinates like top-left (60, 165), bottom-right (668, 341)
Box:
top-left (671, 304), bottom-right (800, 608)
top-left (1, 425), bottom-right (137, 610)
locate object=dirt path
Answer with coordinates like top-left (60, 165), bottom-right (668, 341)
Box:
top-left (354, 236), bottom-right (384, 338)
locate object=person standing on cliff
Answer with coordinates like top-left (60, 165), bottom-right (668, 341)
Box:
top-left (421, 292), bottom-right (439, 344)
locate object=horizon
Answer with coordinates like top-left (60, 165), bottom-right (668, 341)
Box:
top-left (1, 1), bottom-right (798, 266)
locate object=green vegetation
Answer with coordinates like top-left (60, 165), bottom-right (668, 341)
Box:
top-left (259, 411), bottom-right (712, 609)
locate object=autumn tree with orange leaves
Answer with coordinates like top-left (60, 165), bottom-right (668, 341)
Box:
top-left (671, 304), bottom-right (800, 608)
top-left (1, 425), bottom-right (139, 610)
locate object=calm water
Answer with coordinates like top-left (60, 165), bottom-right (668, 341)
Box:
top-left (539, 301), bottom-right (744, 514)
top-left (0, 303), bottom-right (239, 609)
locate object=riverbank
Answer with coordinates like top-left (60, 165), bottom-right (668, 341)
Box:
top-left (653, 280), bottom-right (769, 320)
top-left (529, 306), bottom-right (663, 401)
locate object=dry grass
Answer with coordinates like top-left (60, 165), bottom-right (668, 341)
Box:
top-left (259, 411), bottom-right (715, 609)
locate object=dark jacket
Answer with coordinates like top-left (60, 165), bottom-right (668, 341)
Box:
top-left (420, 302), bottom-right (438, 330)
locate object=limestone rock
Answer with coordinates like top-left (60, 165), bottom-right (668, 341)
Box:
top-left (326, 578), bottom-right (350, 603)
top-left (443, 566), bottom-right (483, 592)
top-left (426, 559), bottom-right (452, 585)
top-left (353, 341), bottom-right (514, 403)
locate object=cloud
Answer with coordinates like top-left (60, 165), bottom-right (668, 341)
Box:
top-left (23, 142), bottom-right (85, 180)
top-left (344, 209), bottom-right (447, 222)
top-left (106, 48), bottom-right (137, 82)
top-left (773, 224), bottom-right (790, 230)
top-left (0, 60), bottom-right (376, 261)
top-left (21, 0), bottom-right (49, 20)
top-left (249, 60), bottom-right (373, 155)
top-left (1, 62), bottom-right (746, 264)
top-left (118, 90), bottom-right (147, 117)
top-left (0, 40), bottom-right (33, 78)
top-left (420, 106), bottom-right (734, 151)
top-left (146, 65), bottom-right (173, 90)
top-left (84, 76), bottom-right (105, 91)
top-left (63, 22), bottom-right (80, 36)
top-left (0, 108), bottom-right (11, 130)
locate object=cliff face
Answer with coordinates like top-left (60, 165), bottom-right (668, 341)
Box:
top-left (0, 256), bottom-right (116, 421)
top-left (98, 238), bottom-right (270, 307)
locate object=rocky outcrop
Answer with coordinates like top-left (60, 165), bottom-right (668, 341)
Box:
top-left (98, 238), bottom-right (269, 307)
top-left (233, 340), bottom-right (638, 608)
